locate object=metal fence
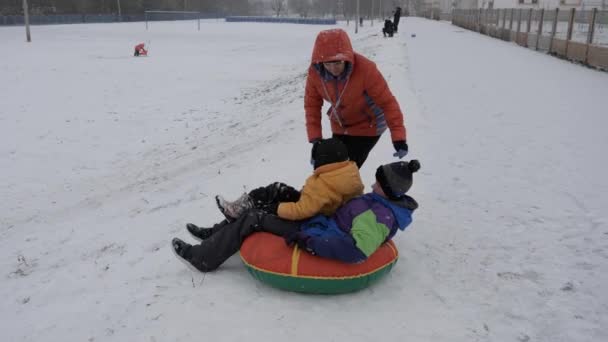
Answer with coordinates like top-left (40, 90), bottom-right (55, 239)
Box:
top-left (452, 8), bottom-right (608, 71)
top-left (0, 12), bottom-right (222, 26)
top-left (419, 8), bottom-right (451, 21)
top-left (225, 16), bottom-right (336, 25)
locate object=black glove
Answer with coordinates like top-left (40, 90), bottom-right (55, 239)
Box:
top-left (392, 140), bottom-right (408, 159)
top-left (277, 183), bottom-right (301, 202)
top-left (249, 187), bottom-right (271, 205)
top-left (265, 202), bottom-right (279, 216)
top-left (249, 182), bottom-right (300, 207)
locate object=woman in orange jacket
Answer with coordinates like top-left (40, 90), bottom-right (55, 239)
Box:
top-left (305, 28), bottom-right (408, 168)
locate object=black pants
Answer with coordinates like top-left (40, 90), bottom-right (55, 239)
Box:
top-left (332, 134), bottom-right (381, 168)
top-left (188, 210), bottom-right (301, 272)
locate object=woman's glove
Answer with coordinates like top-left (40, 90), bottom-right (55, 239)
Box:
top-left (392, 140), bottom-right (408, 159)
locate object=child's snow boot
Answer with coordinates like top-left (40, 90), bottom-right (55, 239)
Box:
top-left (215, 193), bottom-right (253, 221)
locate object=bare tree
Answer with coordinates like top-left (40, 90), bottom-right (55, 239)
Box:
top-left (1, 0), bottom-right (252, 16)
top-left (270, 0), bottom-right (284, 17)
top-left (289, 0), bottom-right (312, 18)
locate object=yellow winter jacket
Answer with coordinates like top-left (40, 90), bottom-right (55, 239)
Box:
top-left (277, 161), bottom-right (364, 221)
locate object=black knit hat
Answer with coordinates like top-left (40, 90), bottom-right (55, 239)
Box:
top-left (375, 160), bottom-right (420, 200)
top-left (311, 138), bottom-right (349, 169)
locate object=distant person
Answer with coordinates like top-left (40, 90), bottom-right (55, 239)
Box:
top-left (359, 16), bottom-right (364, 26)
top-left (134, 43), bottom-right (147, 57)
top-left (383, 19), bottom-right (395, 37)
top-left (304, 29), bottom-right (409, 168)
top-left (393, 7), bottom-right (402, 33)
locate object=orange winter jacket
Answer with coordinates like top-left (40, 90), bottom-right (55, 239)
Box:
top-left (277, 161), bottom-right (364, 221)
top-left (304, 29), bottom-right (406, 143)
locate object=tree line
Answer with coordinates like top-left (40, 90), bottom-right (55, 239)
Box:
top-left (1, 0), bottom-right (404, 18)
top-left (0, 0), bottom-right (250, 15)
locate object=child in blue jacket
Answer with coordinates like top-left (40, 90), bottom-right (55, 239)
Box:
top-left (285, 159), bottom-right (420, 263)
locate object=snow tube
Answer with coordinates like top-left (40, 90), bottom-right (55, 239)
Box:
top-left (240, 232), bottom-right (398, 294)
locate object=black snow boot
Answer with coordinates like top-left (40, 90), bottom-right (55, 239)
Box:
top-left (172, 238), bottom-right (192, 259)
top-left (186, 223), bottom-right (215, 241)
top-left (171, 238), bottom-right (207, 273)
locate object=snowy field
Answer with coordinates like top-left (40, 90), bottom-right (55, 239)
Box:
top-left (1, 18), bottom-right (608, 342)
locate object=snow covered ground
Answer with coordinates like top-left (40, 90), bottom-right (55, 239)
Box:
top-left (1, 18), bottom-right (607, 342)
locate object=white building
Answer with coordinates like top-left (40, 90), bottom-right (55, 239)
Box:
top-left (480, 0), bottom-right (607, 9)
top-left (417, 0), bottom-right (605, 13)
top-left (424, 0), bottom-right (478, 13)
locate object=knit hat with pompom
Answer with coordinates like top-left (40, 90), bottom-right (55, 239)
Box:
top-left (375, 160), bottom-right (420, 200)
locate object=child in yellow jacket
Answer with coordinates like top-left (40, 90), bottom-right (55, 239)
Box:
top-left (211, 137), bottom-right (363, 222)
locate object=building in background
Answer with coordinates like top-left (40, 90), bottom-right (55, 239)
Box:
top-left (475, 0), bottom-right (606, 9)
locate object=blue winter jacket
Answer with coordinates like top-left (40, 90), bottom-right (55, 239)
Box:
top-left (298, 193), bottom-right (418, 263)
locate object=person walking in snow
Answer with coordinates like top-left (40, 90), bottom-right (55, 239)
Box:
top-left (393, 7), bottom-right (402, 33)
top-left (304, 28), bottom-right (408, 169)
top-left (171, 159), bottom-right (419, 271)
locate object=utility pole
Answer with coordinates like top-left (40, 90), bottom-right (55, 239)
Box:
top-left (116, 0), bottom-right (122, 20)
top-left (22, 0), bottom-right (31, 42)
top-left (356, 0), bottom-right (360, 33)
top-left (371, 0), bottom-right (374, 26)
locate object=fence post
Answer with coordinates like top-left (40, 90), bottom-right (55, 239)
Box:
top-left (527, 8), bottom-right (533, 33)
top-left (484, 8), bottom-right (488, 31)
top-left (565, 8), bottom-right (575, 56)
top-left (517, 8), bottom-right (522, 34)
top-left (586, 8), bottom-right (598, 64)
top-left (473, 9), bottom-right (476, 30)
top-left (515, 8), bottom-right (522, 44)
top-left (536, 9), bottom-right (545, 50)
top-left (566, 8), bottom-right (575, 41)
top-left (486, 8), bottom-right (490, 33)
top-left (549, 8), bottom-right (559, 52)
top-left (478, 8), bottom-right (482, 32)
top-left (586, 8), bottom-right (597, 45)
top-left (502, 8), bottom-right (507, 30)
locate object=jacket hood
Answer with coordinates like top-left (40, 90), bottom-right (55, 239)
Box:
top-left (315, 161), bottom-right (364, 197)
top-left (371, 193), bottom-right (418, 230)
top-left (310, 29), bottom-right (355, 65)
